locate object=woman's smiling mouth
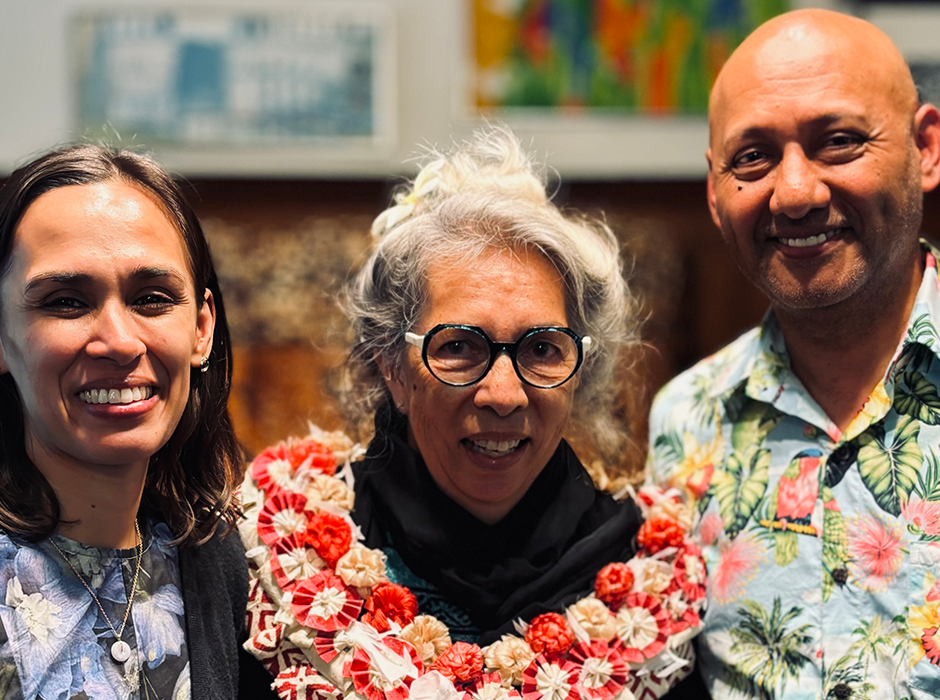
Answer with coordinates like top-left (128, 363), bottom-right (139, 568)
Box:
top-left (78, 386), bottom-right (154, 405)
top-left (464, 438), bottom-right (528, 458)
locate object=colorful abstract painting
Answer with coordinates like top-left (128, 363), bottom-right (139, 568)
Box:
top-left (474, 0), bottom-right (789, 114)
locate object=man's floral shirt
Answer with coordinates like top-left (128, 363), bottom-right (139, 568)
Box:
top-left (0, 521), bottom-right (189, 700)
top-left (648, 244), bottom-right (940, 700)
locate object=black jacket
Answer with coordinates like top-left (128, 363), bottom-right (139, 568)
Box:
top-left (179, 530), bottom-right (277, 700)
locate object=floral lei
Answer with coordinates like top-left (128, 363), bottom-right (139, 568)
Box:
top-left (240, 426), bottom-right (708, 700)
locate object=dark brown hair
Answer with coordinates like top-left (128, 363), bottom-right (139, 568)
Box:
top-left (0, 144), bottom-right (242, 545)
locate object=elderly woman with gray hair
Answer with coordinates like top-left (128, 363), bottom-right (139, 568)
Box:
top-left (241, 127), bottom-right (704, 700)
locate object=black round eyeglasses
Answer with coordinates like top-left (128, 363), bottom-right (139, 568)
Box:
top-left (404, 324), bottom-right (593, 389)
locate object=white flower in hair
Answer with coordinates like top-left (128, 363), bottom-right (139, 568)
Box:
top-left (370, 159), bottom-right (446, 240)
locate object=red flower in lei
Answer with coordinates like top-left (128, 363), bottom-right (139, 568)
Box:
top-left (673, 543), bottom-right (707, 603)
top-left (636, 517), bottom-right (684, 554)
top-left (274, 664), bottom-right (342, 700)
top-left (291, 570), bottom-right (363, 631)
top-left (250, 438), bottom-right (337, 498)
top-left (289, 438), bottom-right (338, 475)
top-left (461, 672), bottom-right (522, 700)
top-left (521, 654), bottom-right (581, 700)
top-left (924, 627), bottom-right (940, 666)
top-left (345, 637), bottom-right (422, 700)
top-left (525, 612), bottom-right (575, 657)
top-left (257, 491), bottom-right (314, 547)
top-left (306, 511), bottom-right (353, 567)
top-left (568, 641), bottom-right (628, 700)
top-left (430, 641), bottom-right (485, 684)
top-left (362, 581), bottom-right (419, 632)
top-left (593, 563), bottom-right (635, 612)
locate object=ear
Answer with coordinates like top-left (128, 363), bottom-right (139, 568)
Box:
top-left (915, 103), bottom-right (940, 193)
top-left (375, 353), bottom-right (409, 415)
top-left (191, 289), bottom-right (216, 369)
top-left (0, 340), bottom-right (7, 375)
top-left (706, 148), bottom-right (722, 229)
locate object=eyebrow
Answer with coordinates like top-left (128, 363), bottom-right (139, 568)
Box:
top-left (23, 266), bottom-right (188, 295)
top-left (724, 113), bottom-right (862, 148)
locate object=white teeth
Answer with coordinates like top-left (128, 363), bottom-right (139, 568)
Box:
top-left (79, 386), bottom-right (153, 405)
top-left (468, 439), bottom-right (522, 457)
top-left (781, 230), bottom-right (838, 248)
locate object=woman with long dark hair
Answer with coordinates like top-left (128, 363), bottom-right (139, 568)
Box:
top-left (0, 145), bottom-right (272, 699)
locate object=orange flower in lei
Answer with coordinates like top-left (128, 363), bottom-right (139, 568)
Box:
top-left (636, 517), bottom-right (684, 554)
top-left (289, 438), bottom-right (338, 475)
top-left (362, 581), bottom-right (419, 632)
top-left (306, 511), bottom-right (352, 567)
top-left (594, 563), bottom-right (635, 612)
top-left (525, 612), bottom-right (575, 656)
top-left (429, 641), bottom-right (485, 684)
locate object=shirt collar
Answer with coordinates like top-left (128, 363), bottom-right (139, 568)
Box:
top-left (705, 238), bottom-right (940, 403)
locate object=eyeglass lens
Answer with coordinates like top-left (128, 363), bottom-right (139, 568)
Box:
top-left (424, 327), bottom-right (580, 387)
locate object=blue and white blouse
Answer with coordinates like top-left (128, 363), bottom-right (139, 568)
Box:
top-left (0, 520), bottom-right (189, 700)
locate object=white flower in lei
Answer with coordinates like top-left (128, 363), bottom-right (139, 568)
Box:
top-left (533, 660), bottom-right (574, 700)
top-left (578, 655), bottom-right (614, 690)
top-left (483, 635), bottom-right (535, 686)
top-left (628, 558), bottom-right (672, 595)
top-left (567, 597), bottom-right (616, 641)
top-left (334, 544), bottom-right (387, 593)
top-left (271, 508), bottom-right (308, 540)
top-left (400, 615), bottom-right (452, 665)
top-left (310, 587), bottom-right (350, 620)
top-left (614, 606), bottom-right (661, 650)
top-left (6, 576), bottom-right (60, 644)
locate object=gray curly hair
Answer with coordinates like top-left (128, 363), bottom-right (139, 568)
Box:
top-left (344, 126), bottom-right (639, 462)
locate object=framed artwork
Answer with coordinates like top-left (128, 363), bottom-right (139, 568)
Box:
top-left (472, 0), bottom-right (790, 116)
top-left (72, 4), bottom-right (396, 152)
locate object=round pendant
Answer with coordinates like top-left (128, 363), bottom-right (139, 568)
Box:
top-left (111, 639), bottom-right (131, 663)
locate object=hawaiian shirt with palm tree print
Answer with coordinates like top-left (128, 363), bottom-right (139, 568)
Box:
top-left (648, 242), bottom-right (940, 700)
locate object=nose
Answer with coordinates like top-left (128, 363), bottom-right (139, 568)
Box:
top-left (473, 353), bottom-right (529, 416)
top-left (85, 302), bottom-right (146, 364)
top-left (769, 146), bottom-right (830, 220)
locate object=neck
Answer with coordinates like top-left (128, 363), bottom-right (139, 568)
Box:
top-left (774, 257), bottom-right (923, 432)
top-left (25, 440), bottom-right (147, 549)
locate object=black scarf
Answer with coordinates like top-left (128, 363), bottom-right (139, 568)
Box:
top-left (351, 410), bottom-right (642, 644)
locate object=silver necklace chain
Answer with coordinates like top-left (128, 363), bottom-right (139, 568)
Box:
top-left (49, 520), bottom-right (142, 663)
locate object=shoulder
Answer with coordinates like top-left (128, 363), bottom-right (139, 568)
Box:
top-left (180, 526), bottom-right (248, 603)
top-left (180, 525), bottom-right (247, 572)
top-left (647, 327), bottom-right (759, 484)
top-left (650, 326), bottom-right (760, 427)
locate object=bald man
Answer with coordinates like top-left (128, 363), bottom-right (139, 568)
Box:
top-left (648, 9), bottom-right (940, 699)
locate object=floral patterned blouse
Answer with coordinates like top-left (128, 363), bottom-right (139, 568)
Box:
top-left (0, 520), bottom-right (190, 700)
top-left (648, 242), bottom-right (940, 699)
